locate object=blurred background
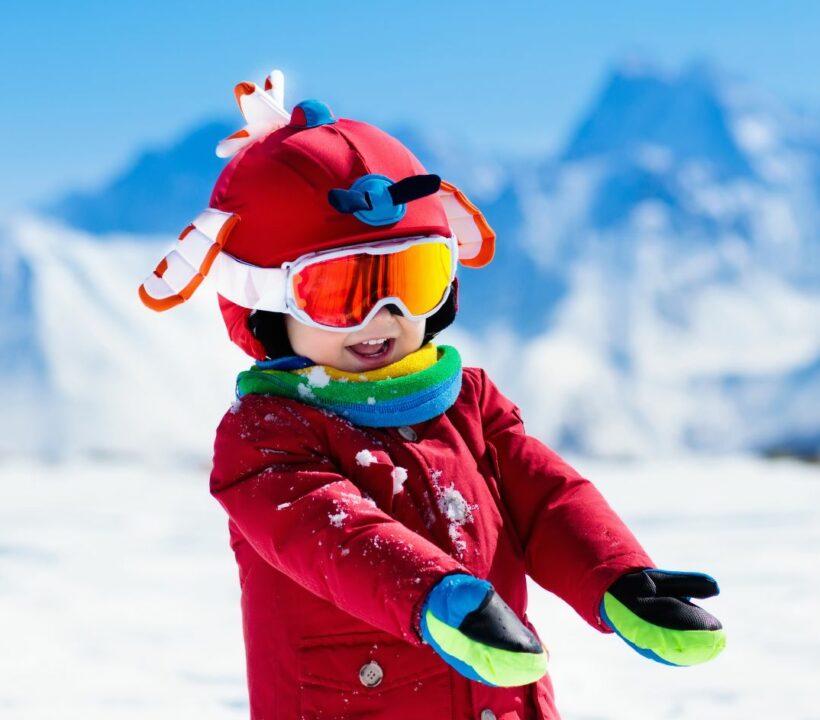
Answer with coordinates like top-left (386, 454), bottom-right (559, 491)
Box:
top-left (1, 2), bottom-right (818, 718)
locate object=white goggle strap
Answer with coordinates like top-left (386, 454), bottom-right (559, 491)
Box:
top-left (138, 208), bottom-right (239, 312)
top-left (212, 253), bottom-right (288, 312)
top-left (211, 234), bottom-right (457, 314)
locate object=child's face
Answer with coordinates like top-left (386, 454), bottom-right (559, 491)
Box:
top-left (285, 307), bottom-right (427, 372)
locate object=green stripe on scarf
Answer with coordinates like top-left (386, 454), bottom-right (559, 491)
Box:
top-left (236, 344), bottom-right (463, 427)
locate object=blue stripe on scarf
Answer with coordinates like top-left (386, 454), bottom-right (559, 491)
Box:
top-left (319, 370), bottom-right (462, 427)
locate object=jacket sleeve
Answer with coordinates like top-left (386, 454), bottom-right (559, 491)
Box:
top-left (476, 369), bottom-right (654, 632)
top-left (210, 396), bottom-right (467, 645)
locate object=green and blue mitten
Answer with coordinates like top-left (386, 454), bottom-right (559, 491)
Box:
top-left (420, 573), bottom-right (548, 686)
top-left (601, 569), bottom-right (726, 666)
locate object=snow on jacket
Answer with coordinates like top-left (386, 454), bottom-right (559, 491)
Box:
top-left (210, 366), bottom-right (653, 719)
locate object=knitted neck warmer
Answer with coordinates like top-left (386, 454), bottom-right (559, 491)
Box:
top-left (235, 344), bottom-right (463, 427)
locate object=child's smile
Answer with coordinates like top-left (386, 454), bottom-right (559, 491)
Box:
top-left (345, 336), bottom-right (395, 362)
top-left (285, 307), bottom-right (426, 372)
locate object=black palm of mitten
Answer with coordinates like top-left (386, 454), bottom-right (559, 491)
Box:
top-left (600, 569), bottom-right (726, 666)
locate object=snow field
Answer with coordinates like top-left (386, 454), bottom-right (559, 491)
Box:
top-left (529, 454), bottom-right (820, 720)
top-left (0, 455), bottom-right (817, 719)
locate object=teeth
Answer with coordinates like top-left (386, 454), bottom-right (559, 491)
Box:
top-left (361, 338), bottom-right (387, 345)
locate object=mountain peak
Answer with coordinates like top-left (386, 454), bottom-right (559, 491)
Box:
top-left (42, 120), bottom-right (233, 236)
top-left (561, 59), bottom-right (752, 177)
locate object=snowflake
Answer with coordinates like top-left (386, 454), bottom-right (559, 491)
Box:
top-left (304, 366), bottom-right (331, 388)
top-left (356, 449), bottom-right (377, 467)
top-left (438, 485), bottom-right (471, 523)
top-left (429, 470), bottom-right (476, 557)
top-left (391, 466), bottom-right (408, 495)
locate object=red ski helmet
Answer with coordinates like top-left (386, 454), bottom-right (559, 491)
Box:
top-left (139, 70), bottom-right (495, 359)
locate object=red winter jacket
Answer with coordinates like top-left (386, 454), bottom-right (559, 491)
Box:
top-left (210, 366), bottom-right (653, 719)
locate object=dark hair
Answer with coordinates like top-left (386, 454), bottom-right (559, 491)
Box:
top-left (247, 279), bottom-right (459, 360)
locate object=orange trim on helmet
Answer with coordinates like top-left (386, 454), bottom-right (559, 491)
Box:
top-left (138, 284), bottom-right (184, 312)
top-left (138, 211), bottom-right (240, 312)
top-left (439, 180), bottom-right (495, 268)
top-left (234, 81), bottom-right (255, 105)
top-left (226, 128), bottom-right (250, 140)
top-left (213, 212), bottom-right (241, 248)
top-left (199, 241), bottom-right (224, 277)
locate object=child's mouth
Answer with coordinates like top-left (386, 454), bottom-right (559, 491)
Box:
top-left (346, 337), bottom-right (395, 362)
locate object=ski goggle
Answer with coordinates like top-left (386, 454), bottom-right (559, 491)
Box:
top-left (213, 234), bottom-right (458, 332)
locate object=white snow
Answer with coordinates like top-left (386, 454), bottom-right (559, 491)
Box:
top-left (296, 384), bottom-right (314, 399)
top-left (732, 115), bottom-right (777, 154)
top-left (391, 466), bottom-right (408, 495)
top-left (304, 366), bottom-right (331, 388)
top-left (328, 509), bottom-right (348, 528)
top-left (0, 215), bottom-right (249, 461)
top-left (355, 449), bottom-right (377, 467)
top-left (430, 470), bottom-right (474, 555)
top-left (2, 455), bottom-right (816, 719)
top-left (437, 485), bottom-right (471, 523)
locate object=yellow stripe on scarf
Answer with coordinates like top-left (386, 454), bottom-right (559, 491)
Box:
top-left (293, 343), bottom-right (439, 382)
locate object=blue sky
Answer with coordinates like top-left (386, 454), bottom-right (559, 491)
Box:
top-left (1, 1), bottom-right (818, 213)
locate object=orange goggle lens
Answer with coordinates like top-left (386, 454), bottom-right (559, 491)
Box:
top-left (291, 241), bottom-right (454, 328)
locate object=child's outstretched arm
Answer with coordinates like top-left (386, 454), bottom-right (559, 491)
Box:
top-left (211, 394), bottom-right (546, 685)
top-left (211, 396), bottom-right (459, 644)
top-left (475, 369), bottom-right (724, 663)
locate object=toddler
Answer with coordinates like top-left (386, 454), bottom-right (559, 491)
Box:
top-left (140, 70), bottom-right (725, 719)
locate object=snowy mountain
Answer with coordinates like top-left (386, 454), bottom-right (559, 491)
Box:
top-left (43, 120), bottom-right (233, 235)
top-left (502, 61), bottom-right (820, 456)
top-left (563, 61), bottom-right (754, 177)
top-left (5, 59), bottom-right (819, 460)
top-left (0, 215), bottom-right (249, 460)
top-left (0, 226), bottom-right (51, 456)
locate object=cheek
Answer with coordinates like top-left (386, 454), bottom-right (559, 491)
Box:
top-left (407, 319), bottom-right (427, 345)
top-left (321, 334), bottom-right (349, 356)
top-left (286, 317), bottom-right (345, 358)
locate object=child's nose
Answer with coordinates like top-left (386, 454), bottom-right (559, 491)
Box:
top-left (365, 305), bottom-right (403, 328)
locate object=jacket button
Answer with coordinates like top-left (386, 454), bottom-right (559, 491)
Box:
top-left (480, 710), bottom-right (497, 720)
top-left (397, 425), bottom-right (418, 441)
top-left (358, 660), bottom-right (384, 688)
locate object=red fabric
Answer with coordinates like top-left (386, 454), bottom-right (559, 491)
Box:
top-left (210, 366), bottom-right (653, 719)
top-left (210, 117), bottom-right (451, 356)
top-left (216, 294), bottom-right (267, 361)
top-left (210, 119), bottom-right (451, 269)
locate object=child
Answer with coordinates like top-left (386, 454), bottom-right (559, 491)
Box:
top-left (140, 70), bottom-right (725, 720)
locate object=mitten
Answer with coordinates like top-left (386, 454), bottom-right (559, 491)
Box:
top-left (420, 573), bottom-right (548, 686)
top-left (601, 569), bottom-right (726, 666)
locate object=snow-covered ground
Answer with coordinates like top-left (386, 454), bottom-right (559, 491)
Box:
top-left (1, 455), bottom-right (818, 719)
